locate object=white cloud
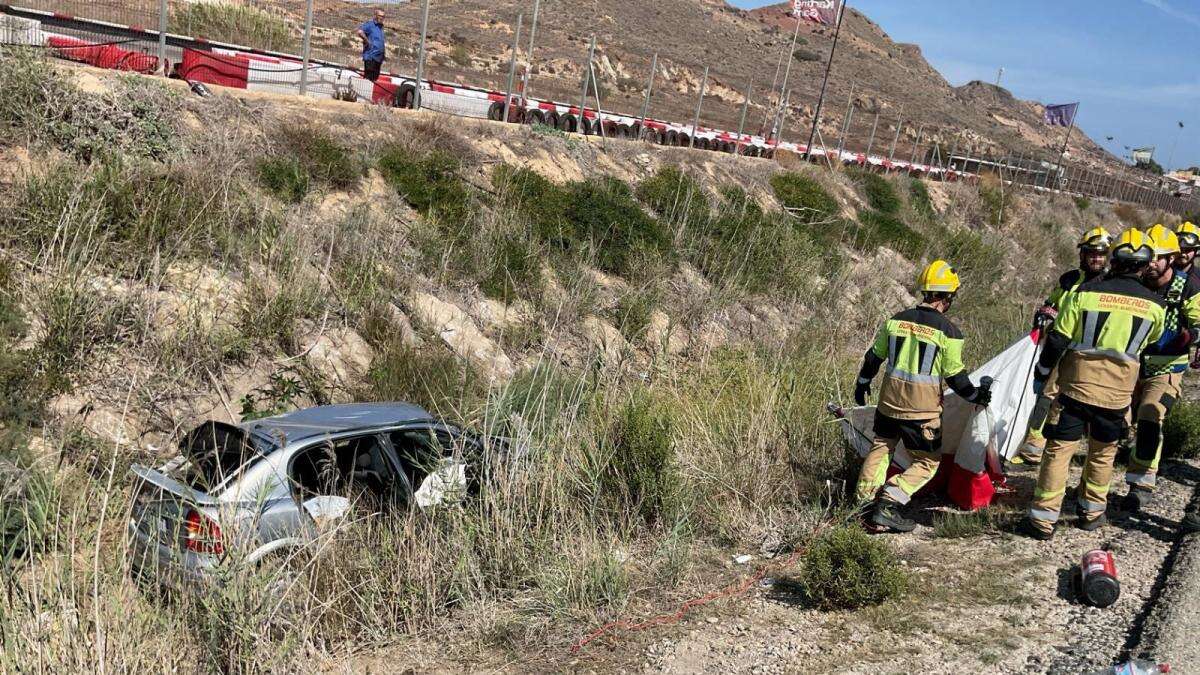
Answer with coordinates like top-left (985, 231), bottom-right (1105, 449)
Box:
top-left (1139, 0), bottom-right (1200, 30)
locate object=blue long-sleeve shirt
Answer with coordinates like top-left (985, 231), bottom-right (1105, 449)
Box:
top-left (360, 21), bottom-right (385, 62)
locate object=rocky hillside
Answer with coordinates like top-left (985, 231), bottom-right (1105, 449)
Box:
top-left (289, 0), bottom-right (1117, 169)
top-left (0, 51), bottom-right (1185, 673)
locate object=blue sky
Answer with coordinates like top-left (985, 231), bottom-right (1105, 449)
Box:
top-left (729, 0), bottom-right (1200, 171)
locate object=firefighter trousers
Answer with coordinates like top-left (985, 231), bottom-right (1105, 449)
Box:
top-left (1028, 395), bottom-right (1126, 535)
top-left (1017, 367), bottom-right (1060, 461)
top-left (1128, 371), bottom-right (1183, 491)
top-left (856, 411), bottom-right (942, 504)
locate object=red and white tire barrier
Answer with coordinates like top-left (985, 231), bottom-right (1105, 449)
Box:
top-left (13, 10), bottom-right (971, 179)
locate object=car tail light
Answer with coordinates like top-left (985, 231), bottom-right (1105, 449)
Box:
top-left (183, 509), bottom-right (224, 555)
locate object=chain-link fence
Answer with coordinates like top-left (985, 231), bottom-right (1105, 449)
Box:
top-left (3, 0), bottom-right (1195, 214)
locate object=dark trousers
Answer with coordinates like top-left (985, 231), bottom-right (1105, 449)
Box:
top-left (363, 59), bottom-right (383, 82)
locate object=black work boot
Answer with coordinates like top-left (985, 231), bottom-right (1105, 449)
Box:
top-left (869, 501), bottom-right (916, 533)
top-left (1017, 517), bottom-right (1054, 541)
top-left (1120, 487), bottom-right (1155, 514)
top-left (1077, 512), bottom-right (1108, 531)
top-left (1183, 507), bottom-right (1200, 534)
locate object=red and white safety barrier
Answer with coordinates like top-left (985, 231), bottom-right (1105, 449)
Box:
top-left (15, 9), bottom-right (975, 178)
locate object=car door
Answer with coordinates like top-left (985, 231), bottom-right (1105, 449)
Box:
top-left (388, 424), bottom-right (474, 508)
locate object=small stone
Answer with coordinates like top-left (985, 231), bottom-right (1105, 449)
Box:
top-left (706, 616), bottom-right (720, 624)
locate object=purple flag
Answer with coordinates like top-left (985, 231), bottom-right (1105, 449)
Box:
top-left (1044, 103), bottom-right (1079, 127)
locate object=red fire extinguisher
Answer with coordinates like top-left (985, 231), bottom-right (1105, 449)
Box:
top-left (1080, 549), bottom-right (1120, 608)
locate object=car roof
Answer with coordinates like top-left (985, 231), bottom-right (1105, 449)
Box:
top-left (241, 402), bottom-right (436, 447)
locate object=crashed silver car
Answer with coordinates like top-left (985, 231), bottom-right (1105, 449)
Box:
top-left (127, 402), bottom-right (487, 589)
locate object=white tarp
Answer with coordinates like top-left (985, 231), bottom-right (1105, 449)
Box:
top-left (837, 332), bottom-right (1042, 475)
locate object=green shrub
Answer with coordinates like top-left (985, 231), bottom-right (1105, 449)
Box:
top-left (636, 166), bottom-right (710, 229)
top-left (257, 157), bottom-right (309, 203)
top-left (799, 525), bottom-right (908, 610)
top-left (379, 148), bottom-right (474, 231)
top-left (1074, 196), bottom-right (1091, 211)
top-left (567, 177), bottom-right (674, 278)
top-left (937, 228), bottom-right (1005, 280)
top-left (492, 165), bottom-right (574, 247)
top-left (1164, 399), bottom-right (1200, 459)
top-left (978, 175), bottom-right (1009, 226)
top-left (9, 159), bottom-right (266, 274)
top-left (279, 125), bottom-right (360, 190)
top-left (771, 172), bottom-right (839, 225)
top-left (0, 461), bottom-right (56, 566)
top-left (690, 186), bottom-right (821, 295)
top-left (479, 230), bottom-right (543, 301)
top-left (846, 168), bottom-right (901, 215)
top-left (491, 364), bottom-right (588, 437)
top-left (909, 180), bottom-right (936, 220)
top-left (363, 342), bottom-right (484, 416)
top-left (610, 288), bottom-right (658, 343)
top-left (0, 49), bottom-right (179, 161)
top-left (793, 48), bottom-right (822, 62)
top-left (1113, 203), bottom-right (1145, 228)
top-left (171, 3), bottom-right (294, 51)
top-left (593, 389), bottom-right (680, 525)
top-left (858, 210), bottom-right (925, 257)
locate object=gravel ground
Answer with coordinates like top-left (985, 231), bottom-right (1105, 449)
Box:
top-left (625, 457), bottom-right (1200, 675)
top-left (1124, 469), bottom-right (1200, 673)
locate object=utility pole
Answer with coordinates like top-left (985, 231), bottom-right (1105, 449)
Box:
top-left (413, 0), bottom-right (431, 110)
top-left (520, 0), bottom-right (541, 100)
top-left (735, 77), bottom-right (753, 156)
top-left (690, 66), bottom-right (709, 149)
top-left (299, 0), bottom-right (314, 96)
top-left (577, 36), bottom-right (596, 135)
top-left (804, 0), bottom-right (848, 161)
top-left (637, 53), bottom-right (658, 141)
top-left (502, 14), bottom-right (523, 124)
top-left (157, 0), bottom-right (168, 76)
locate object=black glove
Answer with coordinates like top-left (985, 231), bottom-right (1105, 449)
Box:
top-left (854, 380), bottom-right (871, 406)
top-left (967, 387), bottom-right (991, 408)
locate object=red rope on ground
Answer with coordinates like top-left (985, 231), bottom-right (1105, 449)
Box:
top-left (569, 520), bottom-right (834, 655)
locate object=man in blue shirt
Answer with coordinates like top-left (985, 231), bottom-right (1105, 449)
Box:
top-left (357, 9), bottom-right (386, 82)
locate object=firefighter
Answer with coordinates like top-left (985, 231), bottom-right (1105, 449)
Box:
top-left (1122, 225), bottom-right (1200, 511)
top-left (1011, 227), bottom-right (1113, 467)
top-left (1176, 221), bottom-right (1200, 281)
top-left (1023, 229), bottom-right (1166, 540)
top-left (853, 260), bottom-right (991, 533)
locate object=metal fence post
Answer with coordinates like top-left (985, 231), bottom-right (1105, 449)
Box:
top-left (299, 0), bottom-right (314, 96)
top-left (909, 124), bottom-right (925, 165)
top-left (835, 85), bottom-right (855, 157)
top-left (776, 88), bottom-right (792, 147)
top-left (947, 133), bottom-right (960, 173)
top-left (735, 77), bottom-right (753, 156)
top-left (637, 53), bottom-right (658, 141)
top-left (521, 0), bottom-right (540, 100)
top-left (888, 114), bottom-right (903, 162)
top-left (578, 36), bottom-right (596, 134)
top-left (502, 14), bottom-right (523, 124)
top-left (689, 66), bottom-right (709, 149)
top-left (157, 0), bottom-right (168, 76)
top-left (864, 110), bottom-right (880, 159)
top-left (413, 0), bottom-right (431, 110)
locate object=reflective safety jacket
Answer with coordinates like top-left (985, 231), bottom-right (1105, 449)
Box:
top-left (1045, 268), bottom-right (1102, 311)
top-left (857, 304), bottom-right (978, 420)
top-left (1141, 268), bottom-right (1200, 377)
top-left (1038, 273), bottom-right (1167, 410)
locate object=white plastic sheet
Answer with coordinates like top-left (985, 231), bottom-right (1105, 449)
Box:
top-left (838, 332), bottom-right (1041, 475)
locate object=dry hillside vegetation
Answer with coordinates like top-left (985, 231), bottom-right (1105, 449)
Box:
top-left (0, 51), bottom-right (1181, 672)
